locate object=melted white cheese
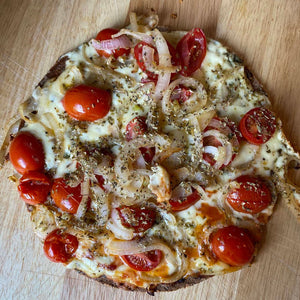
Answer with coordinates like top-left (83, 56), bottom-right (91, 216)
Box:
top-left (21, 24), bottom-right (299, 288)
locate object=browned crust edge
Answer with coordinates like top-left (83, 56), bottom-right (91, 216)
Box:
top-left (27, 34), bottom-right (271, 294)
top-left (244, 66), bottom-right (267, 95)
top-left (38, 55), bottom-right (69, 88)
top-left (76, 270), bottom-right (212, 295)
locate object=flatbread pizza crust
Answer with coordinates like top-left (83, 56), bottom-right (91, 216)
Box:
top-left (78, 270), bottom-right (211, 294)
top-left (29, 49), bottom-right (216, 294)
top-left (26, 36), bottom-right (269, 294)
top-left (6, 14), bottom-right (300, 294)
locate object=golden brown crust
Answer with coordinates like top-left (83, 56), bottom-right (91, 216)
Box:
top-left (76, 270), bottom-right (212, 295)
top-left (38, 55), bottom-right (69, 88)
top-left (244, 67), bottom-right (267, 95)
top-left (27, 32), bottom-right (297, 293)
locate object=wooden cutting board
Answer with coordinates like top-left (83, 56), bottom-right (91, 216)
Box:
top-left (0, 0), bottom-right (299, 299)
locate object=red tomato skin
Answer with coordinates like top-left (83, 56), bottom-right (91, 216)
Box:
top-left (169, 189), bottom-right (201, 211)
top-left (170, 85), bottom-right (193, 104)
top-left (134, 41), bottom-right (179, 82)
top-left (18, 171), bottom-right (52, 205)
top-left (176, 28), bottom-right (207, 76)
top-left (9, 132), bottom-right (45, 174)
top-left (125, 116), bottom-right (147, 141)
top-left (51, 178), bottom-right (82, 214)
top-left (116, 205), bottom-right (156, 233)
top-left (211, 226), bottom-right (255, 267)
top-left (139, 146), bottom-right (155, 164)
top-left (167, 41), bottom-right (181, 69)
top-left (121, 250), bottom-right (163, 271)
top-left (227, 175), bottom-right (272, 214)
top-left (125, 116), bottom-right (155, 163)
top-left (239, 107), bottom-right (276, 145)
top-left (203, 117), bottom-right (240, 168)
top-left (95, 174), bottom-right (105, 190)
top-left (95, 28), bottom-right (130, 58)
top-left (62, 85), bottom-right (112, 121)
top-left (134, 42), bottom-right (159, 81)
top-left (44, 229), bottom-right (78, 263)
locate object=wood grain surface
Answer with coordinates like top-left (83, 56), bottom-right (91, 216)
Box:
top-left (0, 0), bottom-right (299, 299)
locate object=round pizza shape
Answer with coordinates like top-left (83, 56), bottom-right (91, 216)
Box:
top-left (1, 13), bottom-right (300, 294)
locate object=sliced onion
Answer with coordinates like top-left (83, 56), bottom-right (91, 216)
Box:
top-left (136, 13), bottom-right (159, 29)
top-left (140, 250), bottom-right (188, 284)
top-left (112, 29), bottom-right (154, 46)
top-left (136, 81), bottom-right (155, 94)
top-left (75, 176), bottom-right (90, 219)
top-left (152, 29), bottom-right (171, 68)
top-left (223, 143), bottom-right (233, 166)
top-left (141, 45), bottom-right (177, 75)
top-left (197, 110), bottom-right (216, 131)
top-left (135, 168), bottom-right (152, 176)
top-left (203, 129), bottom-right (233, 168)
top-left (151, 29), bottom-right (173, 101)
top-left (171, 182), bottom-right (193, 200)
top-left (191, 183), bottom-right (209, 204)
top-left (172, 167), bottom-right (190, 183)
top-left (204, 146), bottom-right (219, 156)
top-left (153, 145), bottom-right (182, 163)
top-left (90, 185), bottom-right (109, 227)
top-left (142, 45), bottom-right (157, 73)
top-left (106, 238), bottom-right (177, 267)
top-left (0, 116), bottom-right (22, 168)
top-left (129, 12), bottom-right (138, 31)
top-left (154, 73), bottom-right (171, 101)
top-left (91, 36), bottom-right (132, 52)
top-left (207, 118), bottom-right (232, 135)
top-left (42, 112), bottom-right (64, 157)
top-left (19, 97), bottom-right (38, 123)
top-left (149, 165), bottom-right (171, 202)
top-left (135, 153), bottom-right (147, 169)
top-left (31, 205), bottom-right (57, 239)
top-left (162, 77), bottom-right (207, 115)
top-left (106, 209), bottom-right (134, 240)
top-left (184, 114), bottom-right (203, 163)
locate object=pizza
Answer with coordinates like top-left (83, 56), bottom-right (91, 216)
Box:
top-left (1, 12), bottom-right (300, 294)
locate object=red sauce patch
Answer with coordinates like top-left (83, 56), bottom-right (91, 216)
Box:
top-left (198, 203), bottom-right (224, 224)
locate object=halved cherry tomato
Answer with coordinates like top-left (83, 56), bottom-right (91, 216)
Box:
top-left (116, 205), bottom-right (156, 233)
top-left (51, 178), bottom-right (82, 214)
top-left (18, 171), bottom-right (52, 205)
top-left (169, 189), bottom-right (201, 211)
top-left (176, 28), bottom-right (207, 76)
top-left (202, 135), bottom-right (222, 166)
top-left (134, 42), bottom-right (159, 81)
top-left (226, 175), bottom-right (272, 214)
top-left (121, 250), bottom-right (163, 271)
top-left (170, 85), bottom-right (193, 104)
top-left (211, 226), bottom-right (255, 266)
top-left (239, 107), bottom-right (276, 145)
top-left (44, 229), bottom-right (78, 263)
top-left (95, 28), bottom-right (131, 58)
top-left (139, 146), bottom-right (155, 164)
top-left (125, 116), bottom-right (155, 163)
top-left (62, 85), bottom-right (112, 121)
top-left (134, 41), bottom-right (180, 81)
top-left (95, 174), bottom-right (105, 190)
top-left (125, 116), bottom-right (148, 141)
top-left (203, 117), bottom-right (240, 168)
top-left (9, 131), bottom-right (45, 174)
top-left (167, 41), bottom-right (181, 70)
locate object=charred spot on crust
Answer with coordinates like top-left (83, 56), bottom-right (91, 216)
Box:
top-left (76, 269), bottom-right (212, 294)
top-left (244, 67), bottom-right (267, 95)
top-left (38, 55), bottom-right (69, 88)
